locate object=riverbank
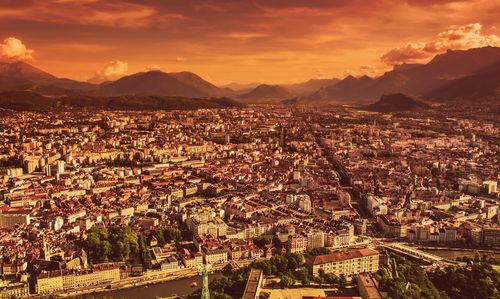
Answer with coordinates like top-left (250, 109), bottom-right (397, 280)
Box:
top-left (92, 272), bottom-right (225, 299)
top-left (57, 264), bottom-right (227, 298)
top-left (418, 247), bottom-right (500, 260)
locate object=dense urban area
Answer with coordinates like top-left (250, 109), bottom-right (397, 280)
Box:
top-left (0, 104), bottom-right (499, 299)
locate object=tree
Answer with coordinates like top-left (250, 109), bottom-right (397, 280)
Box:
top-left (429, 260), bottom-right (499, 299)
top-left (306, 247), bottom-right (330, 256)
top-left (280, 274), bottom-right (295, 288)
top-left (138, 236), bottom-right (152, 269)
top-left (294, 268), bottom-right (310, 285)
top-left (252, 260), bottom-right (273, 275)
top-left (325, 273), bottom-right (339, 285)
top-left (163, 227), bottom-right (182, 242)
top-left (314, 275), bottom-right (324, 286)
top-left (375, 255), bottom-right (449, 299)
top-left (254, 237), bottom-right (270, 248)
top-left (271, 255), bottom-right (289, 274)
top-left (154, 230), bottom-right (166, 246)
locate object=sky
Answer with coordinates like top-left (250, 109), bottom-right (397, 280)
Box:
top-left (0, 0), bottom-right (499, 85)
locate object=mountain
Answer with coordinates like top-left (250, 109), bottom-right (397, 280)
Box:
top-left (311, 46), bottom-right (500, 102)
top-left (285, 78), bottom-right (340, 95)
top-left (0, 90), bottom-right (244, 111)
top-left (97, 70), bottom-right (225, 97)
top-left (238, 84), bottom-right (291, 101)
top-left (0, 61), bottom-right (94, 93)
top-left (392, 63), bottom-right (423, 71)
top-left (0, 90), bottom-right (55, 111)
top-left (427, 60), bottom-right (500, 101)
top-left (312, 75), bottom-right (375, 102)
top-left (365, 93), bottom-right (430, 112)
top-left (221, 82), bottom-right (262, 92)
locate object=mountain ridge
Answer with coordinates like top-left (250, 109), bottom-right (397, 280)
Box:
top-left (0, 46), bottom-right (499, 105)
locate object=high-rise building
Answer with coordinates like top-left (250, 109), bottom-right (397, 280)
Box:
top-left (45, 165), bottom-right (52, 177)
top-left (56, 160), bottom-right (65, 174)
top-left (286, 194), bottom-right (312, 212)
top-left (307, 231), bottom-right (325, 249)
top-left (483, 180), bottom-right (497, 194)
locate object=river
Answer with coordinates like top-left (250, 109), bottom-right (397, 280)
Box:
top-left (421, 249), bottom-right (500, 260)
top-left (93, 273), bottom-right (224, 299)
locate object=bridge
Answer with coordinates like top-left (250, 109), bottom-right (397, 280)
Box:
top-left (380, 243), bottom-right (450, 264)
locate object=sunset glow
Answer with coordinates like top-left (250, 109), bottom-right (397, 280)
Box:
top-left (0, 0), bottom-right (499, 84)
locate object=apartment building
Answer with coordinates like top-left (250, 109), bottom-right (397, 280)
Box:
top-left (308, 248), bottom-right (379, 276)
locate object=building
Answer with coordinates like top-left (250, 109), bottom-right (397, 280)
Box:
top-left (483, 228), bottom-right (500, 246)
top-left (354, 219), bottom-right (367, 235)
top-left (358, 273), bottom-right (382, 299)
top-left (366, 196), bottom-right (387, 217)
top-left (160, 256), bottom-right (180, 270)
top-left (288, 234), bottom-right (308, 253)
top-left (0, 282), bottom-right (30, 299)
top-left (307, 231), bottom-right (325, 249)
top-left (180, 248), bottom-right (203, 268)
top-left (308, 248), bottom-right (379, 276)
top-left (285, 194), bottom-right (312, 213)
top-left (36, 264), bottom-right (120, 294)
top-left (242, 269), bottom-right (263, 299)
top-left (203, 248), bottom-right (228, 264)
top-left (377, 215), bottom-right (407, 238)
top-left (0, 207), bottom-right (31, 229)
top-left (56, 160), bottom-right (65, 174)
top-left (483, 180), bottom-right (497, 194)
top-left (6, 168), bottom-right (23, 177)
top-left (187, 211), bottom-right (228, 237)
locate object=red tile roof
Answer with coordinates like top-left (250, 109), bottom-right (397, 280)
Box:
top-left (312, 248), bottom-right (379, 265)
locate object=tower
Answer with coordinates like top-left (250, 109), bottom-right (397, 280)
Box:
top-left (199, 263), bottom-right (211, 299)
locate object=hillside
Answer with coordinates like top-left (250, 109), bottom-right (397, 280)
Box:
top-left (311, 47), bottom-right (500, 102)
top-left (238, 84), bottom-right (291, 101)
top-left (0, 91), bottom-right (244, 111)
top-left (0, 90), bottom-right (56, 111)
top-left (0, 61), bottom-right (94, 93)
top-left (365, 93), bottom-right (430, 112)
top-left (97, 71), bottom-right (224, 97)
top-left (427, 60), bottom-right (500, 101)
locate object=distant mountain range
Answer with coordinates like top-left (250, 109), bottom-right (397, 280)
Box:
top-left (0, 46), bottom-right (498, 111)
top-left (312, 46), bottom-right (500, 103)
top-left (428, 60), bottom-right (500, 101)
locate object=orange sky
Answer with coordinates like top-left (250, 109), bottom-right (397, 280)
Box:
top-left (0, 0), bottom-right (499, 85)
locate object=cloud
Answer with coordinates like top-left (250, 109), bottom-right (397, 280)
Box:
top-left (145, 65), bottom-right (163, 71)
top-left (0, 0), bottom-right (185, 28)
top-left (0, 37), bottom-right (34, 60)
top-left (89, 60), bottom-right (128, 83)
top-left (381, 23), bottom-right (500, 65)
